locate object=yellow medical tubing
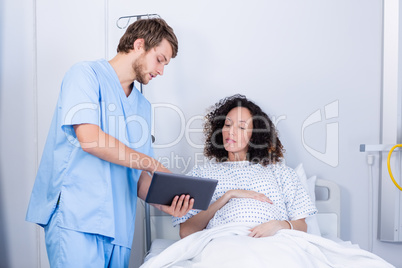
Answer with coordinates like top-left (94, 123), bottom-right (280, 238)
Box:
top-left (387, 144), bottom-right (402, 191)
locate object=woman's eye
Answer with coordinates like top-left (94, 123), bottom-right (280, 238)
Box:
top-left (239, 124), bottom-right (247, 130)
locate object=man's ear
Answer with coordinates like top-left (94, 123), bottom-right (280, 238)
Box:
top-left (133, 38), bottom-right (145, 51)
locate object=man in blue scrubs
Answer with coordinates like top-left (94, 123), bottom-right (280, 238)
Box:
top-left (26, 18), bottom-right (194, 267)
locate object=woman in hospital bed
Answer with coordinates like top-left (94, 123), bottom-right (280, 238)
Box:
top-left (174, 94), bottom-right (315, 239)
top-left (141, 94), bottom-right (394, 268)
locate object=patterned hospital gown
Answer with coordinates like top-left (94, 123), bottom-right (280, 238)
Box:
top-left (173, 161), bottom-right (317, 229)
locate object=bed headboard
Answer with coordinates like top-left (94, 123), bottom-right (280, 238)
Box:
top-left (315, 178), bottom-right (341, 238)
top-left (143, 178), bottom-right (341, 251)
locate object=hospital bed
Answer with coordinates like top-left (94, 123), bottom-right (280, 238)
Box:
top-left (140, 165), bottom-right (393, 267)
top-left (141, 164), bottom-right (341, 261)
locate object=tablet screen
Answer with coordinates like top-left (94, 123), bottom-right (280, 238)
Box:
top-left (145, 172), bottom-right (218, 210)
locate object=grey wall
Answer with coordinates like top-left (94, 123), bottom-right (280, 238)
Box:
top-left (0, 0), bottom-right (8, 266)
top-left (1, 0), bottom-right (402, 267)
top-left (0, 0), bottom-right (38, 267)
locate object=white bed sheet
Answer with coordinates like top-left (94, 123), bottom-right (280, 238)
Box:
top-left (143, 232), bottom-right (345, 263)
top-left (141, 223), bottom-right (394, 268)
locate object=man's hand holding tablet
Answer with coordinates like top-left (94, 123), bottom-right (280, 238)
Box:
top-left (145, 172), bottom-right (218, 211)
top-left (137, 168), bottom-right (195, 218)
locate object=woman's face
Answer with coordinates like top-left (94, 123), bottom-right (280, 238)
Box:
top-left (222, 107), bottom-right (253, 161)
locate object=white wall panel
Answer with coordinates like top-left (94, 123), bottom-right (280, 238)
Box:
top-left (0, 0), bottom-right (38, 267)
top-left (36, 0), bottom-right (106, 154)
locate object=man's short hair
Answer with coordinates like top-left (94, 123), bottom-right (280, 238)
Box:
top-left (117, 18), bottom-right (178, 58)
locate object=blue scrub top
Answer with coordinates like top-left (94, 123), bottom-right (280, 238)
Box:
top-left (26, 59), bottom-right (153, 248)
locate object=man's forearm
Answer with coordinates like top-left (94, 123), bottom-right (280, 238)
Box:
top-left (137, 170), bottom-right (152, 200)
top-left (74, 124), bottom-right (159, 172)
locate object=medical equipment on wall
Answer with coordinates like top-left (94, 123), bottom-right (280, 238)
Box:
top-left (116, 14), bottom-right (161, 29)
top-left (358, 0), bottom-right (402, 243)
top-left (360, 144), bottom-right (402, 191)
top-left (360, 143), bottom-right (402, 243)
top-left (387, 145), bottom-right (402, 191)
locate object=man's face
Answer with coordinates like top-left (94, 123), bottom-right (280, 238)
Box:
top-left (133, 39), bottom-right (173, 85)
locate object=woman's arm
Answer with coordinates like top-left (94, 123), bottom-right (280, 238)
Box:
top-left (248, 218), bottom-right (307, 238)
top-left (180, 190), bottom-right (272, 238)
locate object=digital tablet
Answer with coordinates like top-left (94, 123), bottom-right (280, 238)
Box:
top-left (145, 172), bottom-right (218, 210)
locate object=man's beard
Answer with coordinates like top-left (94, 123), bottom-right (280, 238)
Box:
top-left (132, 55), bottom-right (148, 85)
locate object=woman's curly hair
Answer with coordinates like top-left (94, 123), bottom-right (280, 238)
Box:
top-left (204, 94), bottom-right (284, 166)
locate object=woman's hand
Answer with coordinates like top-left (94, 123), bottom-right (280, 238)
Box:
top-left (154, 194), bottom-right (194, 217)
top-left (225, 190), bottom-right (273, 204)
top-left (248, 220), bottom-right (288, 238)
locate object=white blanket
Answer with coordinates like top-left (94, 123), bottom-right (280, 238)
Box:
top-left (141, 223), bottom-right (394, 268)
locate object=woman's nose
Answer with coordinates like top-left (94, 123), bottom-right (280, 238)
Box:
top-left (229, 125), bottom-right (236, 136)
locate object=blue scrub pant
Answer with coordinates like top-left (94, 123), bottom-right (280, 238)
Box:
top-left (44, 207), bottom-right (131, 268)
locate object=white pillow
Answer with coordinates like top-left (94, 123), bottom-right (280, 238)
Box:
top-left (294, 163), bottom-right (308, 190)
top-left (294, 163), bottom-right (321, 236)
top-left (306, 175), bottom-right (317, 202)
